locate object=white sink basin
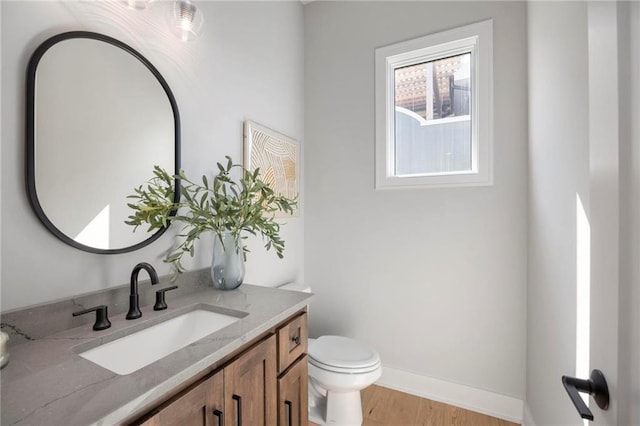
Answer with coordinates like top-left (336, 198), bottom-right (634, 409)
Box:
top-left (78, 309), bottom-right (241, 375)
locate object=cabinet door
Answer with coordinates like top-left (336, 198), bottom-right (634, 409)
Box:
top-left (140, 370), bottom-right (224, 426)
top-left (224, 334), bottom-right (278, 426)
top-left (278, 355), bottom-right (308, 426)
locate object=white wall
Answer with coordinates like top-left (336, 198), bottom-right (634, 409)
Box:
top-left (0, 2), bottom-right (3, 312)
top-left (618, 2), bottom-right (640, 424)
top-left (304, 0), bottom-right (527, 407)
top-left (526, 3), bottom-right (590, 424)
top-left (1, 1), bottom-right (304, 311)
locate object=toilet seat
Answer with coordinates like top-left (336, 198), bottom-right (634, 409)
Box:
top-left (309, 336), bottom-right (381, 374)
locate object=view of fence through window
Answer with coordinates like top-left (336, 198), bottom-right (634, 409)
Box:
top-left (394, 52), bottom-right (472, 176)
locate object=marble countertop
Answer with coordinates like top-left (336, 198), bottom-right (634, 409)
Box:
top-left (1, 284), bottom-right (312, 426)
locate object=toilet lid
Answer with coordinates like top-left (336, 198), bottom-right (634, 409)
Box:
top-left (308, 336), bottom-right (380, 372)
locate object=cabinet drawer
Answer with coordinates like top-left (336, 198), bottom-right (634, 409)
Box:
top-left (277, 312), bottom-right (307, 373)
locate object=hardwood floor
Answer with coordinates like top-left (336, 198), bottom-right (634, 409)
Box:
top-left (310, 385), bottom-right (519, 426)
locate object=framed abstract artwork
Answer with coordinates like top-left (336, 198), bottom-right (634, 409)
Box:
top-left (243, 121), bottom-right (299, 217)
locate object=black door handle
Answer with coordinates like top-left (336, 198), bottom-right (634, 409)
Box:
top-left (562, 369), bottom-right (610, 420)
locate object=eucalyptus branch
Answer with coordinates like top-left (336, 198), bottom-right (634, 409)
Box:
top-left (126, 156), bottom-right (297, 275)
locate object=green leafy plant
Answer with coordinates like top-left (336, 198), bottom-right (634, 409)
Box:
top-left (126, 156), bottom-right (297, 274)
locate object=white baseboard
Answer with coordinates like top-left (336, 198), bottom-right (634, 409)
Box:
top-left (521, 403), bottom-right (536, 426)
top-left (376, 366), bottom-right (523, 424)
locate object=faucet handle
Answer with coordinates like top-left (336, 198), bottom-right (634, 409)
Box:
top-left (73, 305), bottom-right (111, 331)
top-left (154, 286), bottom-right (178, 311)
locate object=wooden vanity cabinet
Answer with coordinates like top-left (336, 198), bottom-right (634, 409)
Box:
top-left (276, 311), bottom-right (309, 426)
top-left (131, 310), bottom-right (308, 426)
top-left (277, 311), bottom-right (307, 373)
top-left (224, 335), bottom-right (277, 425)
top-left (140, 371), bottom-right (224, 426)
top-left (278, 355), bottom-right (308, 426)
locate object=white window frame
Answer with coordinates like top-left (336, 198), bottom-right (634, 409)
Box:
top-left (375, 20), bottom-right (493, 189)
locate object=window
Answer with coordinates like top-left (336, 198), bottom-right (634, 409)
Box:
top-left (375, 20), bottom-right (493, 189)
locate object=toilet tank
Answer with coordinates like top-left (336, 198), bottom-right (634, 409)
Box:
top-left (278, 282), bottom-right (311, 293)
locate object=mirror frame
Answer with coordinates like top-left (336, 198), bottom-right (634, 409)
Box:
top-left (26, 31), bottom-right (181, 254)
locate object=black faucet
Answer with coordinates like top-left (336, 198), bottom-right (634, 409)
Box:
top-left (126, 262), bottom-right (159, 320)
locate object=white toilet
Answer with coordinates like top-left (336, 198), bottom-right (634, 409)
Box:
top-left (308, 335), bottom-right (382, 426)
top-left (278, 283), bottom-right (382, 426)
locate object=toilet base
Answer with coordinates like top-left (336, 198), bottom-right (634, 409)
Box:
top-left (326, 390), bottom-right (363, 426)
top-left (309, 402), bottom-right (326, 425)
top-left (309, 389), bottom-right (363, 426)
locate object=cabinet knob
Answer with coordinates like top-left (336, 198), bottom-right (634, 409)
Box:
top-left (291, 335), bottom-right (300, 345)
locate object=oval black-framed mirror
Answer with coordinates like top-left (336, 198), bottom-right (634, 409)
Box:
top-left (26, 31), bottom-right (181, 254)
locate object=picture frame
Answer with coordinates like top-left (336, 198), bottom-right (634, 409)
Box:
top-left (243, 120), bottom-right (299, 217)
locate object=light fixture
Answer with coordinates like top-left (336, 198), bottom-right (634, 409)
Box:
top-left (126, 0), bottom-right (149, 10)
top-left (168, 0), bottom-right (204, 42)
